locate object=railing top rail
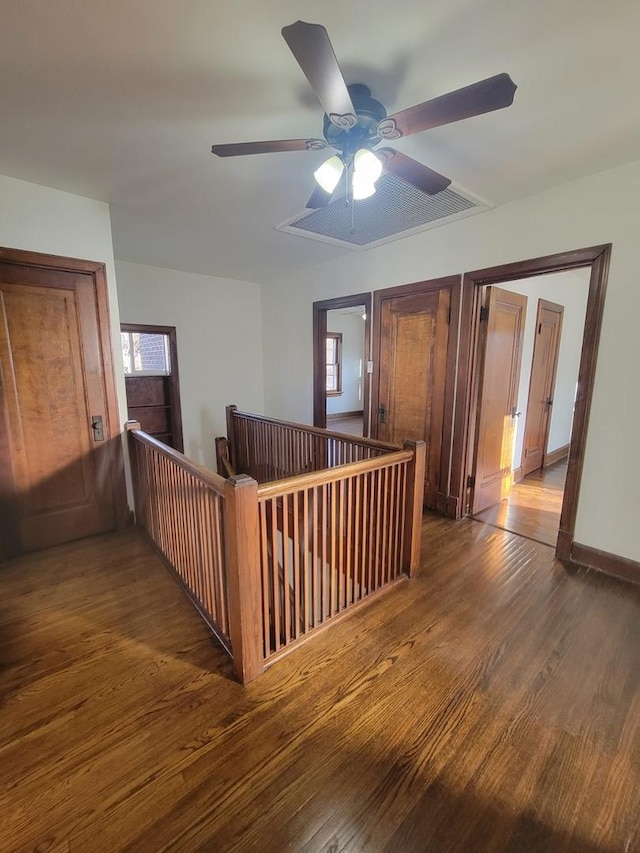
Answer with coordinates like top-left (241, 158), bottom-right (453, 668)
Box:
top-left (230, 407), bottom-right (401, 453)
top-left (129, 427), bottom-right (228, 496)
top-left (256, 449), bottom-right (413, 500)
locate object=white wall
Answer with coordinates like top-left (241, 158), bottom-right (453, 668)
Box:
top-left (116, 260), bottom-right (264, 469)
top-left (326, 310), bottom-right (365, 416)
top-left (495, 270), bottom-right (589, 467)
top-left (261, 158), bottom-right (640, 562)
top-left (0, 173), bottom-right (127, 433)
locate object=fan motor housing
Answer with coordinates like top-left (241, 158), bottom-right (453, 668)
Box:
top-left (323, 84), bottom-right (387, 154)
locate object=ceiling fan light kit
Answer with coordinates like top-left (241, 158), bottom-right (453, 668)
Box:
top-left (313, 155), bottom-right (344, 193)
top-left (211, 20), bottom-right (517, 222)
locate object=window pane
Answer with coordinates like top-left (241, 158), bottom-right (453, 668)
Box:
top-left (326, 365), bottom-right (337, 391)
top-left (326, 339), bottom-right (335, 362)
top-left (130, 333), bottom-right (171, 374)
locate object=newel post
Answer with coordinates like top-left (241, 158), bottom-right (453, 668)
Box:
top-left (224, 473), bottom-right (264, 684)
top-left (125, 420), bottom-right (142, 522)
top-left (403, 440), bottom-right (426, 577)
top-left (225, 404), bottom-right (238, 471)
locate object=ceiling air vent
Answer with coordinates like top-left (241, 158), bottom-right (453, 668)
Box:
top-left (277, 173), bottom-right (490, 250)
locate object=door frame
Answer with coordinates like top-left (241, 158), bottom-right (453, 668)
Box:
top-left (121, 322), bottom-right (184, 452)
top-left (313, 292), bottom-right (372, 433)
top-left (453, 244), bottom-right (611, 560)
top-left (0, 246), bottom-right (128, 541)
top-left (371, 275), bottom-right (462, 514)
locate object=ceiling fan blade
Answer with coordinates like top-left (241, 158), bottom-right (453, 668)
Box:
top-left (282, 21), bottom-right (356, 129)
top-left (379, 73), bottom-right (517, 139)
top-left (211, 138), bottom-right (326, 157)
top-left (306, 185), bottom-right (334, 209)
top-left (379, 148), bottom-right (451, 195)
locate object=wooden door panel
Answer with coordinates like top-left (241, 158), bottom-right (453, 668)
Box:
top-left (0, 267), bottom-right (117, 555)
top-left (376, 288), bottom-right (450, 508)
top-left (522, 300), bottom-right (564, 477)
top-left (472, 287), bottom-right (527, 514)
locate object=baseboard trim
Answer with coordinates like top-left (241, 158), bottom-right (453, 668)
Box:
top-left (327, 410), bottom-right (363, 421)
top-left (512, 466), bottom-right (523, 484)
top-left (570, 542), bottom-right (640, 586)
top-left (545, 444), bottom-right (570, 468)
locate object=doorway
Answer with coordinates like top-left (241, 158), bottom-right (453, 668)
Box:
top-left (121, 323), bottom-right (184, 452)
top-left (456, 245), bottom-right (610, 558)
top-left (324, 307), bottom-right (367, 437)
top-left (313, 293), bottom-right (372, 435)
top-left (0, 247), bottom-right (125, 559)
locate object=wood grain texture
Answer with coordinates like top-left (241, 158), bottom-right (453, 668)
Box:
top-left (0, 246), bottom-right (128, 534)
top-left (371, 275), bottom-right (461, 511)
top-left (0, 263), bottom-right (120, 556)
top-left (2, 517), bottom-right (640, 852)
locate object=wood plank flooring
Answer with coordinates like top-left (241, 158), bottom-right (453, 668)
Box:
top-left (473, 459), bottom-right (567, 546)
top-left (327, 415), bottom-right (364, 437)
top-left (2, 516), bottom-right (640, 852)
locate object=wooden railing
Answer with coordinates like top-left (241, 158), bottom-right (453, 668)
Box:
top-left (225, 405), bottom-right (398, 483)
top-left (127, 409), bottom-right (425, 685)
top-left (126, 422), bottom-right (262, 684)
top-left (221, 406), bottom-right (425, 668)
top-left (256, 444), bottom-right (424, 663)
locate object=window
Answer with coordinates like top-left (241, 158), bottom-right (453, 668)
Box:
top-left (121, 330), bottom-right (171, 376)
top-left (326, 332), bottom-right (342, 395)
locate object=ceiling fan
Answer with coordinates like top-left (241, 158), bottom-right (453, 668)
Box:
top-left (211, 21), bottom-right (517, 209)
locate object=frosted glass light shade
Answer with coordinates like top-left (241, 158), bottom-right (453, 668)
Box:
top-left (352, 176), bottom-right (376, 200)
top-left (314, 155), bottom-right (344, 193)
top-left (354, 148), bottom-right (383, 184)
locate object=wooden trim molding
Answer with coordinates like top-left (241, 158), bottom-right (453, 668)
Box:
top-left (455, 244), bottom-right (612, 564)
top-left (569, 542), bottom-right (640, 586)
top-left (512, 466), bottom-right (523, 484)
top-left (313, 293), bottom-right (371, 433)
top-left (545, 443), bottom-right (570, 468)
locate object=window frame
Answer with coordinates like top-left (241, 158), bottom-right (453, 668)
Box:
top-left (325, 331), bottom-right (343, 396)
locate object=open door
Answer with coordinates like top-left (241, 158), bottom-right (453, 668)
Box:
top-left (521, 300), bottom-right (564, 477)
top-left (471, 286), bottom-right (527, 514)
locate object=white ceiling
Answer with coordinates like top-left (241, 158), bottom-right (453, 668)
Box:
top-left (1, 0), bottom-right (639, 284)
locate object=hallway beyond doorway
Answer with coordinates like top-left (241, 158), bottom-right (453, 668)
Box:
top-left (472, 458), bottom-right (567, 547)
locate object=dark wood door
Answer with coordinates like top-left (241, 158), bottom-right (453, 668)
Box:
top-left (521, 300), bottom-right (564, 477)
top-left (0, 262), bottom-right (118, 556)
top-left (373, 286), bottom-right (451, 508)
top-left (472, 286), bottom-right (527, 514)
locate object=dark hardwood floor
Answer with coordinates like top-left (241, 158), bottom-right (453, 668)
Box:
top-left (2, 514), bottom-right (640, 852)
top-left (473, 459), bottom-right (567, 546)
